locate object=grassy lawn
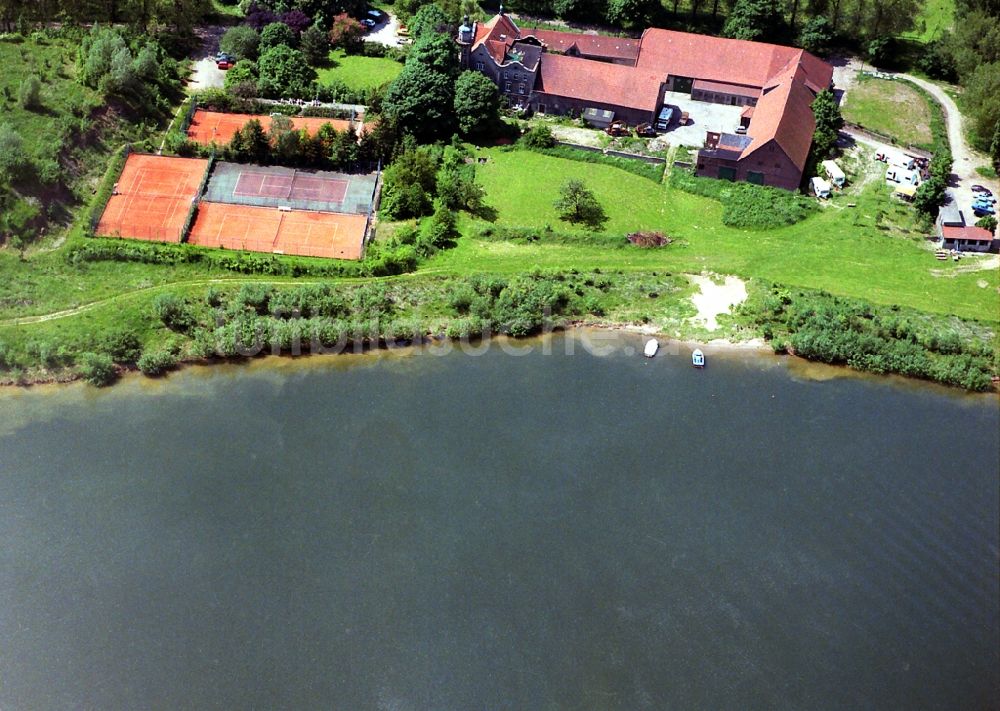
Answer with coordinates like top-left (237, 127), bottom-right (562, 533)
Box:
top-left (424, 149), bottom-right (998, 323)
top-left (316, 49), bottom-right (403, 91)
top-left (901, 0), bottom-right (955, 42)
top-left (842, 77), bottom-right (934, 147)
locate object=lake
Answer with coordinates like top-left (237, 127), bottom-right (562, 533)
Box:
top-left (0, 332), bottom-right (997, 710)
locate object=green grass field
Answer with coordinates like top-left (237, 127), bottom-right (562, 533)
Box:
top-left (316, 49), bottom-right (403, 91)
top-left (423, 149), bottom-right (998, 323)
top-left (842, 77), bottom-right (934, 148)
top-left (901, 0), bottom-right (955, 42)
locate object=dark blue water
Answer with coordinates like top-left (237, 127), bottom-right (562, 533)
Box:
top-left (0, 333), bottom-right (997, 710)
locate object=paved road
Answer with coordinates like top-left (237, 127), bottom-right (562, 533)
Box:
top-left (897, 72), bottom-right (997, 220)
top-left (188, 26), bottom-right (226, 91)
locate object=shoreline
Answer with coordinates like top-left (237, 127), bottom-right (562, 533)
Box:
top-left (2, 322), bottom-right (993, 396)
top-left (0, 322), bottom-right (772, 390)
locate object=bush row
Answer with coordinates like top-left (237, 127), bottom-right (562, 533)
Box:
top-left (669, 169), bottom-right (815, 229)
top-left (514, 143), bottom-right (666, 182)
top-left (738, 283), bottom-right (997, 391)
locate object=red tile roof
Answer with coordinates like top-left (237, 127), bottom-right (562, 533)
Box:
top-left (472, 13), bottom-right (520, 63)
top-left (636, 28), bottom-right (832, 92)
top-left (741, 73), bottom-right (818, 171)
top-left (942, 225), bottom-right (994, 242)
top-left (525, 29), bottom-right (640, 62)
top-left (692, 79), bottom-right (762, 98)
top-left (535, 53), bottom-right (662, 112)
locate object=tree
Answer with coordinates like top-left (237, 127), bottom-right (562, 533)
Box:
top-left (723, 0), bottom-right (784, 41)
top-left (17, 74), bottom-right (41, 111)
top-left (382, 63), bottom-right (456, 141)
top-left (420, 202), bottom-right (459, 251)
top-left (230, 118), bottom-right (270, 163)
top-left (961, 62), bottom-right (1000, 150)
top-left (605, 0), bottom-right (659, 28)
top-left (268, 114), bottom-right (302, 162)
top-left (454, 71), bottom-right (500, 136)
top-left (798, 15), bottom-right (832, 53)
top-left (554, 179), bottom-right (607, 228)
top-left (409, 31), bottom-right (460, 78)
top-left (281, 9), bottom-right (313, 34)
top-left (0, 124), bottom-right (28, 180)
top-left (865, 36), bottom-right (892, 66)
top-left (329, 12), bottom-right (364, 49)
top-left (380, 144), bottom-right (440, 218)
top-left (260, 21), bottom-right (298, 51)
top-left (976, 214), bottom-right (997, 232)
top-left (330, 127), bottom-right (359, 169)
top-left (256, 45), bottom-right (316, 98)
top-left (220, 26), bottom-right (261, 61)
top-left (913, 176), bottom-right (947, 215)
top-left (224, 59), bottom-right (259, 96)
top-left (246, 2), bottom-right (278, 29)
top-left (300, 23), bottom-right (330, 65)
top-left (410, 3), bottom-right (451, 38)
top-left (810, 88), bottom-right (842, 159)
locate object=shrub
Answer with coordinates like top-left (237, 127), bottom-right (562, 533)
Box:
top-left (220, 25), bottom-right (261, 61)
top-left (0, 123), bottom-right (29, 179)
top-left (137, 350), bottom-right (178, 376)
top-left (79, 352), bottom-right (117, 386)
top-left (99, 328), bottom-right (142, 362)
top-left (669, 170), bottom-right (814, 228)
top-left (152, 293), bottom-right (193, 330)
top-left (17, 74), bottom-right (42, 109)
top-left (260, 22), bottom-right (297, 51)
top-left (519, 124), bottom-right (555, 149)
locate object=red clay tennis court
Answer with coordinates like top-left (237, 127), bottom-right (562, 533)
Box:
top-left (96, 154), bottom-right (209, 242)
top-left (188, 202), bottom-right (367, 260)
top-left (186, 110), bottom-right (357, 145)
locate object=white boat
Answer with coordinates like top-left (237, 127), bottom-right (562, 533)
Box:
top-left (644, 339), bottom-right (659, 358)
top-left (692, 348), bottom-right (705, 368)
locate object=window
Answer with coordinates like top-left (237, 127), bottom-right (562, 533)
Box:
top-left (505, 82), bottom-right (511, 92)
top-left (518, 83), bottom-right (526, 94)
top-left (747, 171), bottom-right (764, 185)
top-left (538, 104), bottom-right (546, 113)
top-left (475, 61), bottom-right (484, 70)
top-left (503, 71), bottom-right (508, 79)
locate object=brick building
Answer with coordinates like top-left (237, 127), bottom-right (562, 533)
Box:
top-left (458, 13), bottom-right (833, 190)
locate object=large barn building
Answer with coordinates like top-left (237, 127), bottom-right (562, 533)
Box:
top-left (458, 13), bottom-right (834, 191)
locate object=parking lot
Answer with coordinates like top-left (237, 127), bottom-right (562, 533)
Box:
top-left (656, 91), bottom-right (745, 146)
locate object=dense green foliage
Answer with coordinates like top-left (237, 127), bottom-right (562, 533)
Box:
top-left (810, 88), bottom-right (843, 160)
top-left (916, 0), bottom-right (1000, 150)
top-left (454, 71), bottom-right (501, 137)
top-left (669, 170), bottom-right (815, 228)
top-left (79, 352), bottom-right (117, 386)
top-left (723, 0), bottom-right (785, 40)
top-left (256, 44), bottom-right (316, 97)
top-left (739, 283), bottom-right (996, 391)
top-left (220, 26), bottom-right (261, 61)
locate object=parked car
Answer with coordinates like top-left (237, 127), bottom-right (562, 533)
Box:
top-left (734, 125), bottom-right (747, 135)
top-left (971, 185), bottom-right (992, 195)
top-left (361, 18), bottom-right (376, 27)
top-left (605, 120), bottom-right (628, 136)
top-left (972, 202), bottom-right (996, 215)
top-left (216, 58), bottom-right (234, 69)
top-left (654, 106), bottom-right (674, 131)
top-left (367, 9), bottom-right (383, 19)
top-left (635, 123), bottom-right (657, 137)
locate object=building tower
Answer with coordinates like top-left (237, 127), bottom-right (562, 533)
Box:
top-left (457, 14), bottom-right (475, 68)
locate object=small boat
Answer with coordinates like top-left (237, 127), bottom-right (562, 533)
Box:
top-left (644, 338), bottom-right (659, 358)
top-left (692, 348), bottom-right (705, 368)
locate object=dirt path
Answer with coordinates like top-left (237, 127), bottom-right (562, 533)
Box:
top-left (187, 26), bottom-right (226, 92)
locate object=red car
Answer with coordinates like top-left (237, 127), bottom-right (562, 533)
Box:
top-left (217, 59), bottom-right (233, 70)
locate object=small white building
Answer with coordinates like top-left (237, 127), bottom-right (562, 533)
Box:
top-left (821, 159), bottom-right (845, 187)
top-left (811, 176), bottom-right (832, 198)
